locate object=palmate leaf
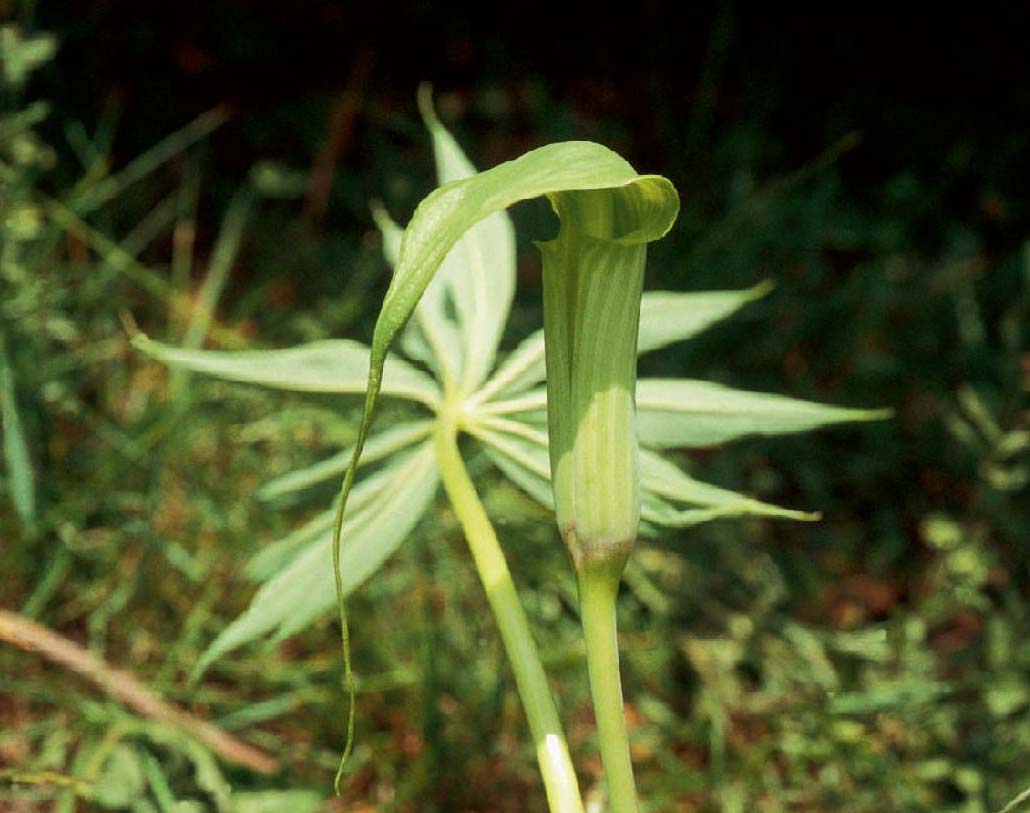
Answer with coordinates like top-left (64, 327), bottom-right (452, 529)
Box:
top-left (639, 449), bottom-right (816, 524)
top-left (418, 87), bottom-right (516, 392)
top-left (636, 282), bottom-right (774, 355)
top-left (479, 379), bottom-right (888, 450)
top-left (193, 442), bottom-right (438, 679)
top-left (482, 441), bottom-right (557, 509)
top-left (373, 91), bottom-right (517, 393)
top-left (244, 507), bottom-right (335, 582)
top-left (256, 419), bottom-right (433, 502)
top-left (247, 421), bottom-right (437, 579)
top-left (133, 335), bottom-right (440, 406)
top-left (477, 282), bottom-right (773, 401)
top-left (469, 419), bottom-right (811, 527)
top-left (634, 378), bottom-right (891, 448)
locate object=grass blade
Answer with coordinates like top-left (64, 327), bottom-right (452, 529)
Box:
top-left (182, 187), bottom-right (254, 350)
top-left (0, 336), bottom-right (35, 528)
top-left (71, 108), bottom-right (227, 215)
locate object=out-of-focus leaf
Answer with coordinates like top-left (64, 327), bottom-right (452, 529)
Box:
top-left (0, 29), bottom-right (57, 87)
top-left (635, 378), bottom-right (890, 448)
top-left (826, 679), bottom-right (952, 715)
top-left (229, 790), bottom-right (322, 813)
top-left (372, 202), bottom-right (403, 266)
top-left (140, 725), bottom-right (230, 812)
top-left (134, 335), bottom-right (439, 407)
top-left (72, 109), bottom-right (228, 215)
top-left (92, 745), bottom-right (146, 809)
top-left (0, 338), bottom-right (35, 528)
top-left (256, 419), bottom-right (433, 502)
top-left (194, 443), bottom-right (438, 678)
top-left (249, 161), bottom-right (307, 199)
top-left (244, 509), bottom-right (335, 582)
top-left (141, 750), bottom-right (177, 812)
top-left (169, 802), bottom-right (205, 813)
top-left (181, 188), bottom-right (253, 350)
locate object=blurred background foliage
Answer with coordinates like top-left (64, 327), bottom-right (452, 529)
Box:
top-left (1, 2), bottom-right (1029, 811)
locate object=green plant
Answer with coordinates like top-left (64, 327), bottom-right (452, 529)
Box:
top-left (0, 19), bottom-right (309, 811)
top-left (0, 19), bottom-right (231, 544)
top-left (137, 90), bottom-right (884, 810)
top-left (0, 23), bottom-right (57, 531)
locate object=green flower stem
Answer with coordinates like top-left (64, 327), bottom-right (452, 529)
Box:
top-left (577, 560), bottom-right (639, 813)
top-left (434, 417), bottom-right (584, 813)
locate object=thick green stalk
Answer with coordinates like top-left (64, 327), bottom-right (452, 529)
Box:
top-left (578, 560), bottom-right (639, 813)
top-left (434, 418), bottom-right (584, 813)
